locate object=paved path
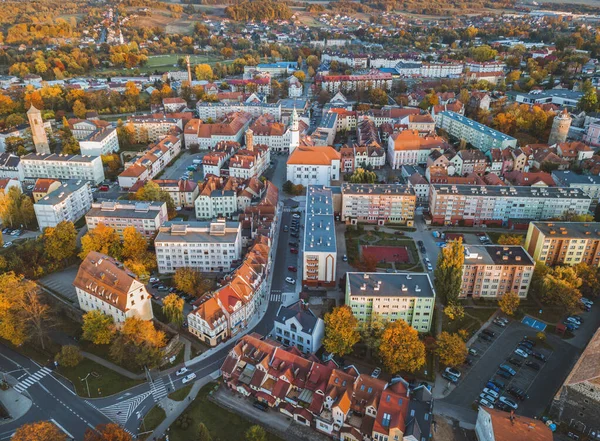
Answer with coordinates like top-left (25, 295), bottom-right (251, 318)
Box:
top-left (80, 352), bottom-right (145, 381)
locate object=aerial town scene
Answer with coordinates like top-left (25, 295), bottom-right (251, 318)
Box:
top-left (0, 0), bottom-right (600, 440)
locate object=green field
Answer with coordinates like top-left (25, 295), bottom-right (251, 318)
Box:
top-left (98, 54), bottom-right (233, 76)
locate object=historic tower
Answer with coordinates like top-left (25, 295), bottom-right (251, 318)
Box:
top-left (185, 55), bottom-right (192, 84)
top-left (245, 128), bottom-right (254, 152)
top-left (548, 109), bottom-right (572, 146)
top-left (289, 106), bottom-right (300, 154)
top-left (27, 104), bottom-right (50, 154)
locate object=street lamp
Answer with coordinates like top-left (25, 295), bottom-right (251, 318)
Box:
top-left (80, 373), bottom-right (91, 397)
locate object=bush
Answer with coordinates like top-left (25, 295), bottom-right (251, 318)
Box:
top-left (55, 345), bottom-right (82, 368)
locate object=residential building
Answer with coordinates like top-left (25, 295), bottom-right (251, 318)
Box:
top-left (0, 153), bottom-right (24, 181)
top-left (202, 141), bottom-right (238, 177)
top-left (195, 175), bottom-right (265, 220)
top-left (0, 178), bottom-right (21, 195)
top-left (508, 89), bottom-right (582, 109)
top-left (68, 119), bottom-right (111, 140)
top-left (555, 141), bottom-right (592, 163)
top-left (341, 184), bottom-right (416, 226)
top-left (127, 114), bottom-right (183, 143)
top-left (551, 327), bottom-right (600, 438)
top-left (73, 251), bottom-right (153, 324)
top-left (187, 237), bottom-right (270, 345)
top-left (155, 219), bottom-right (242, 274)
top-left (118, 135), bottom-right (181, 189)
top-left (349, 145), bottom-right (386, 170)
top-left (33, 179), bottom-right (93, 231)
top-left (475, 407), bottom-right (553, 441)
top-left (163, 97), bottom-right (187, 113)
top-left (153, 179), bottom-right (199, 208)
top-left (451, 149), bottom-right (489, 176)
top-left (228, 138), bottom-right (270, 180)
top-left (429, 185), bottom-right (591, 227)
top-left (27, 104), bottom-right (50, 154)
top-left (316, 70), bottom-right (392, 93)
top-left (21, 153), bottom-right (105, 185)
top-left (273, 301), bottom-right (325, 354)
top-left (184, 112), bottom-right (252, 150)
top-left (552, 171), bottom-right (600, 206)
top-left (85, 200), bottom-right (167, 239)
top-left (32, 178), bottom-right (62, 202)
top-left (503, 171), bottom-right (555, 187)
top-left (79, 127), bottom-right (120, 156)
top-left (525, 222), bottom-right (600, 267)
top-left (243, 62), bottom-right (297, 78)
top-left (387, 130), bottom-right (448, 168)
top-left (195, 101), bottom-right (281, 121)
top-left (303, 186), bottom-right (336, 287)
top-left (435, 111), bottom-right (517, 152)
top-left (287, 147), bottom-right (341, 187)
top-left (345, 272), bottom-right (436, 332)
top-left (248, 114), bottom-right (299, 154)
top-left (461, 245), bottom-right (535, 299)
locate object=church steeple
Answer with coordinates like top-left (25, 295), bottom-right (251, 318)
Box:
top-left (289, 105), bottom-right (300, 154)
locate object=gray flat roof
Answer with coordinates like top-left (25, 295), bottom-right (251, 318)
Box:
top-left (86, 200), bottom-right (165, 220)
top-left (508, 89), bottom-right (583, 100)
top-left (531, 221), bottom-right (600, 239)
top-left (303, 186), bottom-right (336, 253)
top-left (464, 245), bottom-right (535, 266)
top-left (22, 153), bottom-right (99, 163)
top-left (432, 184), bottom-right (590, 199)
top-left (36, 180), bottom-right (88, 205)
top-left (347, 272), bottom-right (435, 299)
top-left (552, 170), bottom-right (600, 186)
top-left (437, 111), bottom-right (517, 142)
top-left (342, 183), bottom-right (415, 196)
top-left (155, 220), bottom-right (239, 244)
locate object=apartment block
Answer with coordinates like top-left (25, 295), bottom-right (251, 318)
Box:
top-left (429, 185), bottom-right (591, 227)
top-left (387, 130), bottom-right (448, 168)
top-left (85, 200), bottom-right (168, 239)
top-left (21, 153), bottom-right (105, 185)
top-left (0, 153), bottom-right (24, 181)
top-left (155, 219), bottom-right (242, 274)
top-left (316, 70), bottom-right (392, 93)
top-left (552, 170), bottom-right (600, 207)
top-left (345, 272), bottom-right (436, 333)
top-left (341, 183), bottom-right (416, 226)
top-left (195, 101), bottom-right (282, 122)
top-left (303, 186), bottom-right (337, 287)
top-left (525, 221), bottom-right (600, 267)
top-left (461, 245), bottom-right (535, 299)
top-left (127, 114), bottom-right (183, 143)
top-left (73, 252), bottom-right (153, 324)
top-left (228, 142), bottom-right (270, 180)
top-left (79, 126), bottom-right (120, 156)
top-left (195, 176), bottom-right (264, 220)
top-left (33, 180), bottom-right (93, 231)
top-left (435, 111), bottom-right (517, 152)
top-left (183, 112), bottom-right (251, 150)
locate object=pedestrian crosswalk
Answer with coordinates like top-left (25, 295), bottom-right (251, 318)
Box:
top-left (13, 367), bottom-right (52, 393)
top-left (88, 391), bottom-right (151, 426)
top-left (270, 290), bottom-right (282, 302)
top-left (151, 377), bottom-right (168, 402)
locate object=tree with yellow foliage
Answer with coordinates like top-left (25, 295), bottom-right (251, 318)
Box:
top-left (79, 223), bottom-right (123, 261)
top-left (498, 292), bottom-right (520, 316)
top-left (323, 306), bottom-right (360, 357)
top-left (13, 421), bottom-right (66, 441)
top-left (378, 320), bottom-right (426, 373)
top-left (436, 331), bottom-right (468, 367)
top-left (122, 226), bottom-right (156, 279)
top-left (195, 64), bottom-right (213, 81)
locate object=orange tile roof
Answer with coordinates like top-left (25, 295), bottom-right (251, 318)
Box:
top-left (287, 146), bottom-right (340, 166)
top-left (484, 408), bottom-right (552, 441)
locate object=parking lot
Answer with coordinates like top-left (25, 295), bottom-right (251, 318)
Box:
top-left (161, 151), bottom-right (209, 181)
top-left (442, 317), bottom-right (581, 418)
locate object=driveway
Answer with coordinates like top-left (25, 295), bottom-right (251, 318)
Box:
top-left (162, 151), bottom-right (209, 181)
top-left (39, 266), bottom-right (79, 302)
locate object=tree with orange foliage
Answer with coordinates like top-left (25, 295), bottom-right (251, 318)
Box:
top-left (12, 421), bottom-right (66, 441)
top-left (84, 423), bottom-right (132, 441)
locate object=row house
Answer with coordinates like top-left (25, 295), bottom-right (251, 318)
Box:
top-left (340, 144), bottom-right (385, 172)
top-left (429, 184), bottom-right (591, 227)
top-left (503, 171), bottom-right (555, 187)
top-left (187, 237), bottom-right (270, 346)
top-left (228, 142), bottom-right (270, 179)
top-left (202, 141), bottom-right (239, 177)
top-left (387, 130), bottom-right (449, 168)
top-left (195, 175), bottom-right (265, 220)
top-left (450, 149), bottom-right (488, 176)
top-left (555, 141), bottom-right (594, 164)
top-left (226, 77), bottom-right (271, 95)
top-left (196, 101), bottom-right (282, 121)
top-left (341, 184), bottom-right (416, 226)
top-left (118, 135), bottom-right (182, 189)
top-left (152, 179), bottom-right (199, 208)
top-left (184, 112), bottom-right (252, 150)
top-left (238, 182), bottom-right (279, 247)
top-left (220, 334), bottom-right (432, 441)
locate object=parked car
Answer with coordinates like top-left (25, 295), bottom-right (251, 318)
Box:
top-left (482, 329), bottom-right (496, 338)
top-left (285, 277), bottom-right (296, 284)
top-left (493, 319), bottom-right (506, 327)
top-left (182, 373), bottom-right (197, 384)
top-left (176, 367), bottom-right (189, 376)
top-left (531, 351), bottom-right (547, 362)
top-left (499, 364), bottom-right (516, 376)
top-left (566, 316), bottom-right (582, 325)
top-left (486, 382), bottom-right (500, 393)
top-left (158, 285), bottom-right (169, 291)
top-left (525, 361), bottom-right (541, 371)
top-left (442, 372), bottom-right (458, 384)
top-left (478, 398), bottom-right (494, 409)
top-left (517, 344), bottom-right (532, 354)
top-left (497, 317), bottom-right (509, 325)
top-left (468, 348), bottom-right (478, 356)
top-left (288, 242), bottom-right (298, 247)
top-left (479, 334), bottom-right (493, 342)
top-left (290, 248), bottom-right (298, 254)
top-left (426, 262), bottom-right (433, 271)
top-left (445, 367), bottom-right (461, 378)
top-left (283, 226), bottom-right (289, 232)
top-left (291, 233), bottom-right (299, 238)
top-left (508, 357), bottom-right (523, 367)
top-left (520, 340), bottom-right (534, 349)
top-left (480, 392), bottom-right (497, 403)
top-left (417, 240), bottom-right (424, 247)
top-left (489, 378), bottom-right (506, 390)
top-left (482, 388), bottom-right (500, 400)
top-left (287, 266), bottom-right (297, 272)
top-left (371, 367), bottom-right (381, 378)
top-left (514, 349), bottom-right (529, 358)
top-left (507, 386), bottom-right (528, 401)
top-left (149, 277), bottom-right (159, 283)
top-left (343, 255), bottom-right (348, 262)
top-left (253, 400), bottom-right (269, 412)
top-left (2, 241), bottom-right (12, 248)
top-left (499, 396), bottom-right (518, 410)
top-left (292, 213), bottom-right (301, 219)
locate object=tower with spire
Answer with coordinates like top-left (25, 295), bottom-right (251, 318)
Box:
top-left (289, 106), bottom-right (300, 154)
top-left (27, 104), bottom-right (50, 154)
top-left (185, 55), bottom-right (192, 84)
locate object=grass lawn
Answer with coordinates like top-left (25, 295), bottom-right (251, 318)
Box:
top-left (168, 384), bottom-right (192, 401)
top-left (442, 313), bottom-right (479, 335)
top-left (464, 307), bottom-right (497, 325)
top-left (169, 382), bottom-right (284, 441)
top-left (57, 358), bottom-right (144, 398)
top-left (141, 406), bottom-right (166, 437)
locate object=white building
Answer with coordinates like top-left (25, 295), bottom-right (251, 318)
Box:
top-left (79, 127), bottom-right (120, 156)
top-left (21, 153), bottom-right (105, 185)
top-left (163, 97), bottom-right (188, 113)
top-left (345, 272), bottom-right (436, 332)
top-left (153, 179), bottom-right (199, 208)
top-left (287, 146), bottom-right (341, 187)
top-left (303, 186), bottom-right (337, 287)
top-left (552, 170), bottom-right (600, 206)
top-left (0, 153), bottom-right (24, 181)
top-left (194, 175), bottom-right (265, 220)
top-left (33, 180), bottom-right (93, 231)
top-left (127, 114), bottom-right (183, 143)
top-left (85, 200), bottom-right (168, 239)
top-left (155, 219), bottom-right (243, 274)
top-left (196, 101), bottom-right (281, 121)
top-left (228, 144), bottom-right (270, 180)
top-left (183, 113), bottom-right (251, 150)
top-left (73, 252), bottom-right (154, 324)
top-left (273, 301), bottom-right (325, 354)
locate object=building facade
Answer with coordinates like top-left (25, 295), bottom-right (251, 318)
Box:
top-left (33, 179), bottom-right (93, 231)
top-left (273, 302), bottom-right (325, 354)
top-left (21, 153), bottom-right (105, 185)
top-left (341, 184), bottom-right (416, 226)
top-left (287, 147), bottom-right (341, 187)
top-left (79, 127), bottom-right (120, 156)
top-left (85, 200), bottom-right (168, 239)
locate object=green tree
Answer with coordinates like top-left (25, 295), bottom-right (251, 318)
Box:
top-left (134, 181), bottom-right (176, 219)
top-left (79, 223), bottom-right (123, 261)
top-left (348, 168), bottom-right (377, 184)
top-left (245, 425), bottom-right (266, 441)
top-left (109, 317), bottom-right (166, 370)
top-left (573, 262), bottom-right (599, 299)
top-left (322, 306), bottom-right (360, 357)
top-left (55, 345), bottom-right (83, 367)
top-left (358, 313), bottom-right (387, 358)
top-left (162, 293), bottom-right (184, 326)
top-left (0, 187), bottom-right (36, 229)
top-left (542, 266), bottom-right (582, 313)
top-left (121, 226), bottom-right (156, 279)
top-left (378, 320), bottom-right (426, 373)
top-left (497, 234), bottom-right (523, 245)
top-left (436, 332), bottom-right (467, 367)
top-left (82, 310), bottom-right (115, 345)
top-left (578, 80), bottom-right (599, 112)
top-left (174, 267), bottom-right (212, 297)
top-left (369, 88), bottom-right (388, 106)
top-left (42, 221), bottom-right (77, 266)
top-left (498, 292), bottom-right (520, 316)
top-left (434, 239), bottom-right (465, 304)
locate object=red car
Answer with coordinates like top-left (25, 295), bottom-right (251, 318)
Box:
top-left (288, 266), bottom-right (297, 272)
top-left (99, 185), bottom-right (109, 191)
top-left (290, 248), bottom-right (298, 254)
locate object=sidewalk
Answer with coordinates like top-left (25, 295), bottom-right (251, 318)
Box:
top-left (80, 352), bottom-right (145, 380)
top-left (0, 375), bottom-right (32, 424)
top-left (148, 370), bottom-right (220, 440)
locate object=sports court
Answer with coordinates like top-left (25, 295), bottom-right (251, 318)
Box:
top-left (522, 315), bottom-right (547, 331)
top-left (361, 245), bottom-right (411, 264)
